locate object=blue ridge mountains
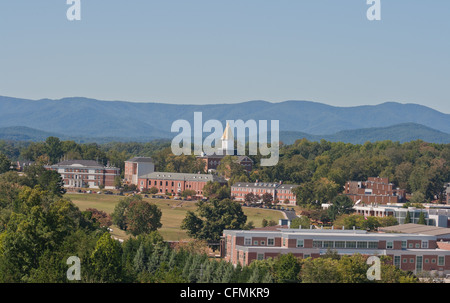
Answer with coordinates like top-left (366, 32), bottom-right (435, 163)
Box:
top-left (0, 96), bottom-right (448, 144)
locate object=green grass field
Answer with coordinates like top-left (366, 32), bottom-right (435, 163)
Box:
top-left (66, 193), bottom-right (285, 241)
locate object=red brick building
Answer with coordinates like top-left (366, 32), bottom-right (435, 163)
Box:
top-left (45, 160), bottom-right (120, 190)
top-left (221, 228), bottom-right (450, 276)
top-left (231, 181), bottom-right (299, 205)
top-left (197, 155), bottom-right (253, 173)
top-left (137, 172), bottom-right (227, 197)
top-left (344, 177), bottom-right (406, 204)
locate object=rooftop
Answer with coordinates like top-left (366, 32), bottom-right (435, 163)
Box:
top-left (379, 223), bottom-right (450, 236)
top-left (51, 160), bottom-right (106, 168)
top-left (126, 157), bottom-right (154, 163)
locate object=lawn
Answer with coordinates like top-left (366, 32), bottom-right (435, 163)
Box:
top-left (66, 193), bottom-right (285, 241)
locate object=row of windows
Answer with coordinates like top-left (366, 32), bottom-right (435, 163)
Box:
top-left (245, 238), bottom-right (275, 246)
top-left (312, 240), bottom-right (379, 249)
top-left (65, 169), bottom-right (103, 173)
top-left (394, 256), bottom-right (445, 266)
top-left (242, 238), bottom-right (432, 250)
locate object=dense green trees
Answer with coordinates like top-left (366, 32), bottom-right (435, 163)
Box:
top-left (0, 152), bottom-right (11, 174)
top-left (249, 139), bottom-right (449, 206)
top-left (181, 199), bottom-right (247, 244)
top-left (111, 195), bottom-right (162, 236)
top-left (327, 195), bottom-right (355, 221)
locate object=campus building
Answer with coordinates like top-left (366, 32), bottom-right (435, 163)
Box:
top-left (124, 157), bottom-right (155, 185)
top-left (344, 177), bottom-right (406, 204)
top-left (196, 122), bottom-right (254, 173)
top-left (352, 204), bottom-right (450, 227)
top-left (45, 160), bottom-right (120, 190)
top-left (137, 172), bottom-right (227, 197)
top-left (221, 228), bottom-right (450, 275)
top-left (231, 181), bottom-right (299, 205)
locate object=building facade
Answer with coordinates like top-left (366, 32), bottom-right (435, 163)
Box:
top-left (231, 181), bottom-right (299, 205)
top-left (45, 160), bottom-right (120, 190)
top-left (345, 177), bottom-right (406, 204)
top-left (124, 157), bottom-right (155, 185)
top-left (137, 172), bottom-right (227, 197)
top-left (221, 228), bottom-right (450, 276)
top-left (352, 204), bottom-right (450, 227)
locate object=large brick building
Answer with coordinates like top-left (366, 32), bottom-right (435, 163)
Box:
top-left (221, 228), bottom-right (450, 276)
top-left (137, 172), bottom-right (227, 197)
top-left (231, 181), bottom-right (299, 205)
top-left (124, 157), bottom-right (155, 185)
top-left (344, 177), bottom-right (406, 204)
top-left (45, 160), bottom-right (120, 190)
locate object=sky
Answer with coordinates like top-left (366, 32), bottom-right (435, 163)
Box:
top-left (0, 1), bottom-right (449, 113)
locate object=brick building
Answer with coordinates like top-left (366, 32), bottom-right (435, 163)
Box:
top-left (344, 177), bottom-right (406, 204)
top-left (197, 154), bottom-right (253, 173)
top-left (221, 228), bottom-right (450, 276)
top-left (45, 160), bottom-right (120, 190)
top-left (196, 123), bottom-right (254, 173)
top-left (124, 157), bottom-right (155, 185)
top-left (137, 172), bottom-right (227, 197)
top-left (231, 181), bottom-right (299, 205)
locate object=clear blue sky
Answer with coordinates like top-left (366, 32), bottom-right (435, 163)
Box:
top-left (0, 1), bottom-right (449, 113)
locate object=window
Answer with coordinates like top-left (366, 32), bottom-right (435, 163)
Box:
top-left (368, 242), bottom-right (378, 249)
top-left (431, 258), bottom-right (436, 264)
top-left (422, 241), bottom-right (428, 249)
top-left (408, 243), bottom-right (413, 248)
top-left (403, 258), bottom-right (407, 263)
top-left (323, 241), bottom-right (334, 248)
top-left (415, 243), bottom-right (420, 249)
top-left (282, 238), bottom-right (286, 246)
top-left (346, 241), bottom-right (356, 248)
top-left (244, 238), bottom-right (251, 246)
top-left (297, 240), bottom-right (304, 248)
top-left (410, 258), bottom-right (414, 263)
top-left (438, 256), bottom-right (445, 266)
top-left (401, 241), bottom-right (407, 249)
top-left (257, 253), bottom-right (264, 261)
top-left (335, 241), bottom-right (345, 248)
top-left (261, 241), bottom-right (266, 246)
top-left (357, 241), bottom-right (368, 249)
top-left (303, 254), bottom-right (311, 259)
top-left (268, 238), bottom-right (274, 246)
top-left (253, 241), bottom-right (259, 246)
top-left (387, 241), bottom-right (393, 249)
top-left (313, 241), bottom-right (323, 248)
top-left (394, 256), bottom-right (401, 268)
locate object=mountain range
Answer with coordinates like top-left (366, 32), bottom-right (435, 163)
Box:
top-left (0, 96), bottom-right (449, 145)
